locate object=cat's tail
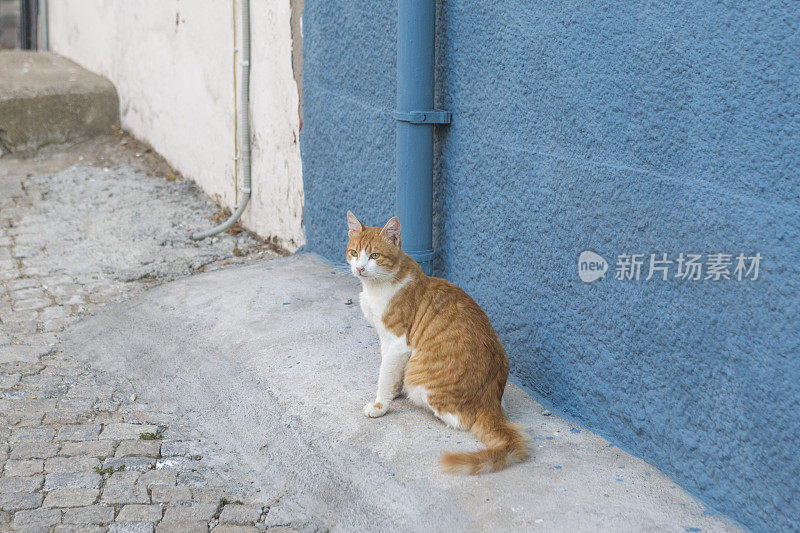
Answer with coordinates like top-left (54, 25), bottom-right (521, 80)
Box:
top-left (440, 409), bottom-right (529, 475)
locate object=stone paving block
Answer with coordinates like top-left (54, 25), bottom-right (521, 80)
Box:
top-left (0, 474), bottom-right (43, 492)
top-left (140, 469), bottom-right (177, 488)
top-left (94, 411), bottom-right (125, 424)
top-left (6, 278), bottom-right (39, 290)
top-left (116, 439), bottom-right (162, 458)
top-left (57, 294), bottom-right (85, 305)
top-left (101, 471), bottom-right (148, 504)
top-left (9, 441), bottom-right (59, 459)
top-left (0, 389), bottom-right (27, 401)
top-left (103, 456), bottom-right (156, 472)
top-left (100, 423), bottom-right (157, 440)
top-left (40, 305), bottom-right (67, 320)
top-left (109, 523), bottom-right (155, 533)
top-left (0, 308), bottom-right (38, 322)
top-left (0, 372), bottom-right (21, 388)
top-left (60, 440), bottom-right (115, 458)
top-left (162, 503), bottom-right (218, 523)
top-left (15, 521), bottom-right (49, 532)
top-left (57, 397), bottom-right (96, 411)
top-left (8, 410), bottom-right (45, 427)
top-left (117, 504), bottom-right (164, 522)
top-left (11, 287), bottom-right (46, 299)
top-left (50, 283), bottom-right (81, 296)
top-left (0, 268), bottom-right (19, 281)
top-left (5, 396), bottom-right (57, 413)
top-left (1, 320), bottom-right (38, 335)
top-left (23, 265), bottom-right (53, 277)
top-left (44, 471), bottom-right (101, 491)
top-left (155, 521), bottom-right (208, 533)
top-left (41, 274), bottom-right (75, 285)
top-left (66, 384), bottom-right (116, 400)
top-left (45, 455), bottom-right (100, 473)
top-left (95, 398), bottom-right (122, 412)
top-left (159, 441), bottom-right (202, 458)
top-left (0, 491), bottom-right (43, 511)
top-left (7, 359), bottom-right (46, 374)
top-left (44, 408), bottom-right (89, 425)
top-left (3, 458), bottom-right (43, 476)
top-left (14, 297), bottom-right (50, 310)
top-left (20, 373), bottom-right (65, 388)
top-left (13, 507), bottom-right (61, 528)
top-left (56, 423), bottom-right (102, 441)
top-left (0, 366), bottom-right (20, 383)
top-left (11, 426), bottom-right (55, 442)
top-left (63, 504), bottom-right (116, 524)
top-left (211, 527), bottom-right (260, 533)
top-left (157, 456), bottom-right (196, 472)
top-left (23, 385), bottom-right (70, 401)
top-left (219, 504), bottom-right (262, 525)
top-left (43, 488), bottom-right (99, 508)
top-left (54, 526), bottom-right (106, 533)
top-left (190, 487), bottom-right (224, 503)
top-left (151, 485), bottom-right (192, 503)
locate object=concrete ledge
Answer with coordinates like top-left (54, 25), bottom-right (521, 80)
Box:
top-left (0, 51), bottom-right (118, 154)
top-left (65, 254), bottom-right (741, 532)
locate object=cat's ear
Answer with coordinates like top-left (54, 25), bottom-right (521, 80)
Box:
top-left (380, 216), bottom-right (401, 246)
top-left (347, 211), bottom-right (363, 237)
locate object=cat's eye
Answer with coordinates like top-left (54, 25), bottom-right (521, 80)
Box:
top-left (349, 250), bottom-right (358, 257)
top-left (370, 252), bottom-right (380, 259)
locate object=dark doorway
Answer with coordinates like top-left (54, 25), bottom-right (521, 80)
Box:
top-left (0, 0), bottom-right (38, 50)
top-left (19, 0), bottom-right (37, 49)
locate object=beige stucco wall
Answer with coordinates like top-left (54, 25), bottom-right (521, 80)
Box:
top-left (48, 0), bottom-right (304, 250)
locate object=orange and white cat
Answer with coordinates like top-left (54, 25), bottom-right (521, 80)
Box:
top-left (346, 211), bottom-right (528, 474)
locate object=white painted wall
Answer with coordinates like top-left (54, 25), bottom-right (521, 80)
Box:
top-left (48, 0), bottom-right (304, 250)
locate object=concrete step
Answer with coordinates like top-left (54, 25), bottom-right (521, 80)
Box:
top-left (0, 51), bottom-right (118, 155)
top-left (65, 254), bottom-right (743, 532)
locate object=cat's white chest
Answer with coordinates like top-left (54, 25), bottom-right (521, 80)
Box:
top-left (359, 277), bottom-right (408, 333)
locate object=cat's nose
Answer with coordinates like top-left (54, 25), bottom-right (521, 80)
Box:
top-left (356, 266), bottom-right (365, 274)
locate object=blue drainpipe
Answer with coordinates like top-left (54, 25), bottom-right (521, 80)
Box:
top-left (395, 0), bottom-right (451, 276)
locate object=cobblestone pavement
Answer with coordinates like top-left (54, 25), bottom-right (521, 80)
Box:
top-left (0, 135), bottom-right (315, 532)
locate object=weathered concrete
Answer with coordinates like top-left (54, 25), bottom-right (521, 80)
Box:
top-left (66, 254), bottom-right (743, 532)
top-left (0, 51), bottom-right (118, 154)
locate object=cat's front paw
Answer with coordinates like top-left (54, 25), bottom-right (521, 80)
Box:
top-left (363, 401), bottom-right (388, 418)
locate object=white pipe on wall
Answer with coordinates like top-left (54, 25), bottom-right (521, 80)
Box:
top-left (191, 0), bottom-right (251, 240)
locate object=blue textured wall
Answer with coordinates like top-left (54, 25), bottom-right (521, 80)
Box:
top-left (301, 2), bottom-right (800, 531)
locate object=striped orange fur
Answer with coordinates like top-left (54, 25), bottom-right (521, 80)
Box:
top-left (346, 211), bottom-right (529, 474)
